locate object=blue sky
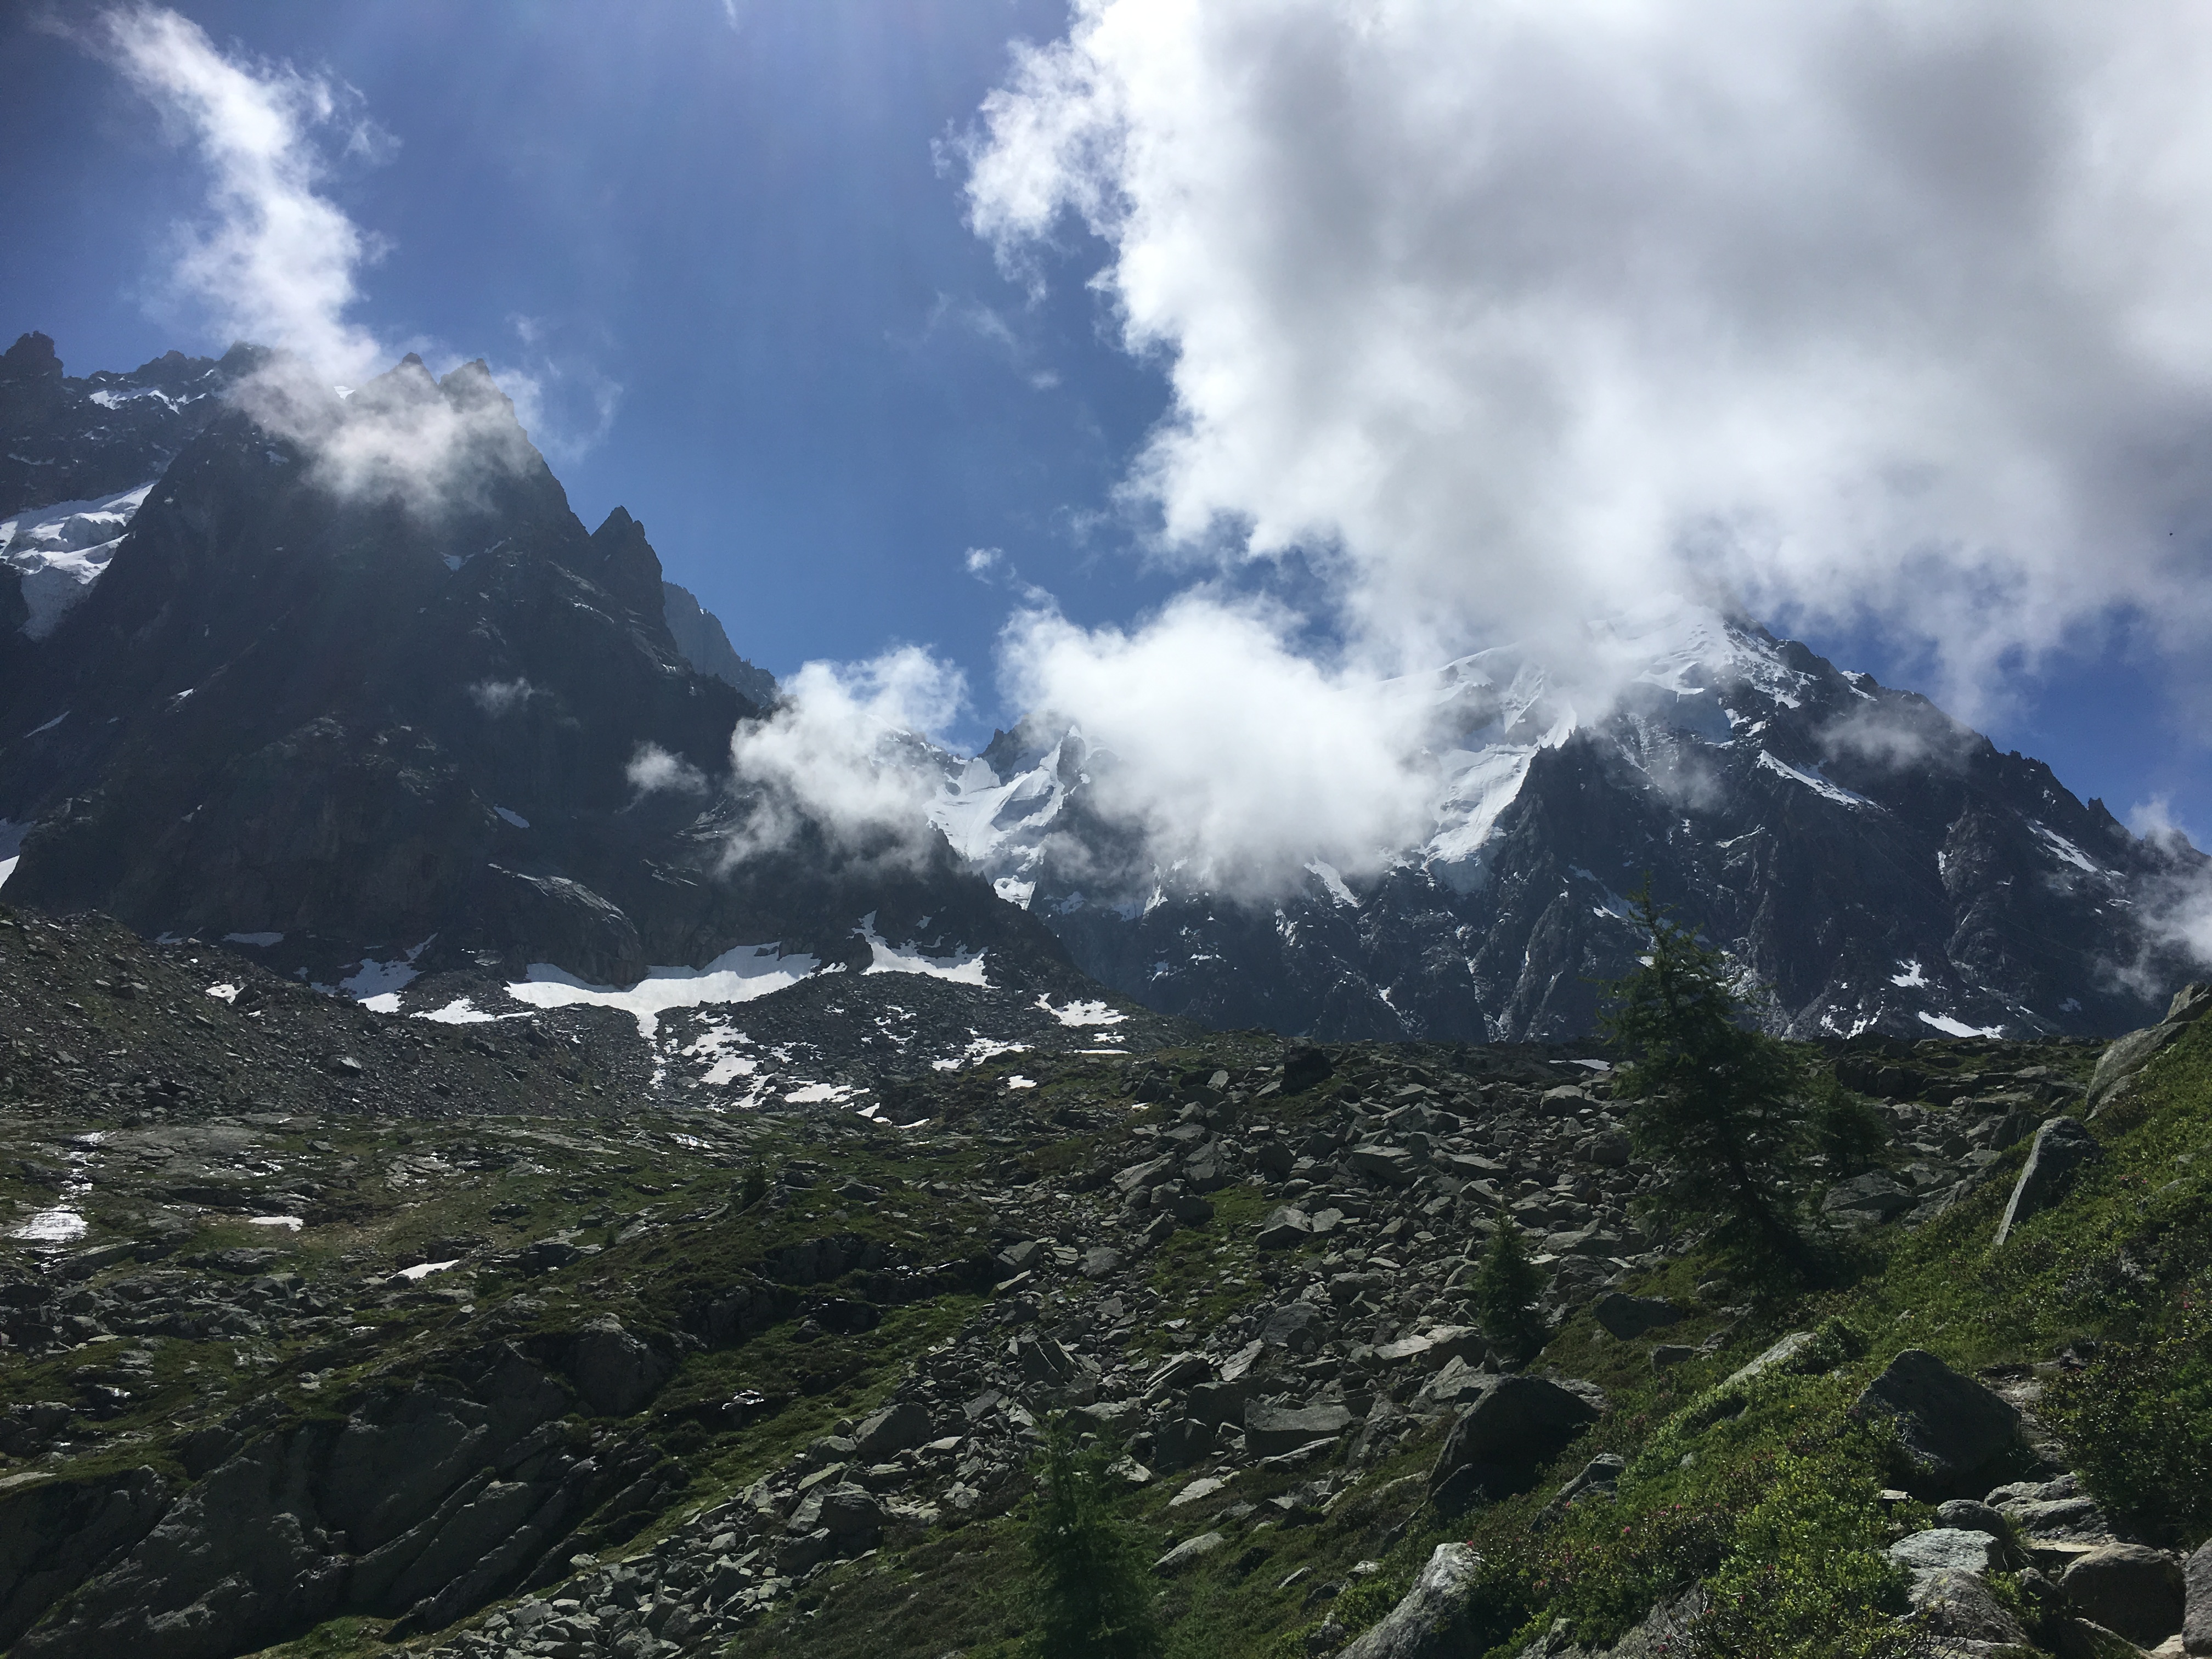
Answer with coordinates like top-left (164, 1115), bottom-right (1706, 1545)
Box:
top-left (3, 1), bottom-right (2208, 844)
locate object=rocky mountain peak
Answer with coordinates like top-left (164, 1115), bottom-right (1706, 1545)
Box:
top-left (1, 331), bottom-right (63, 383)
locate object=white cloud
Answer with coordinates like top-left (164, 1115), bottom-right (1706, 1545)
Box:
top-left (964, 0), bottom-right (2212, 720)
top-left (2117, 799), bottom-right (2212, 974)
top-left (98, 4), bottom-right (385, 383)
top-left (90, 7), bottom-right (616, 506)
top-left (723, 647), bottom-right (970, 865)
top-left (1001, 595), bottom-right (1440, 897)
top-left (467, 676), bottom-right (538, 715)
top-left (628, 743), bottom-right (710, 796)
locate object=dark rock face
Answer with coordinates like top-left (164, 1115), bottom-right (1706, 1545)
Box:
top-left (949, 619), bottom-right (2207, 1042)
top-left (1994, 1117), bottom-right (2101, 1246)
top-left (0, 332), bottom-right (247, 521)
top-left (7, 1343), bottom-right (668, 1659)
top-left (0, 341), bottom-right (1075, 994)
top-left (1426, 1374), bottom-right (1602, 1510)
top-left (0, 1466), bottom-right (172, 1648)
top-left (662, 578), bottom-right (777, 707)
top-left (1852, 1350), bottom-right (2021, 1498)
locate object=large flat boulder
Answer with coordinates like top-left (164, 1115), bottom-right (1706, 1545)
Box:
top-left (1337, 1542), bottom-right (1483, 1659)
top-left (2086, 983), bottom-right (2210, 1111)
top-left (1852, 1350), bottom-right (2020, 1498)
top-left (1244, 1401), bottom-right (1353, 1458)
top-left (1994, 1118), bottom-right (2101, 1247)
top-left (1427, 1374), bottom-right (1602, 1511)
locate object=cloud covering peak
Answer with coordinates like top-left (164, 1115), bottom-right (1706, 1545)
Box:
top-left (964, 0), bottom-right (2212, 714)
top-left (87, 5), bottom-right (614, 507)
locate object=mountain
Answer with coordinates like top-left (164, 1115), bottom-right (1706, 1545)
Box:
top-left (662, 578), bottom-right (778, 707)
top-left (0, 335), bottom-right (1076, 1030)
top-left (0, 330), bottom-right (257, 641)
top-left (929, 606), bottom-right (2208, 1043)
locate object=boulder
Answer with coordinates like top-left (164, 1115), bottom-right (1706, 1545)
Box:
top-left (1994, 1118), bottom-right (2102, 1247)
top-left (853, 1400), bottom-right (933, 1461)
top-left (1346, 1145), bottom-right (1421, 1186)
top-left (2086, 983), bottom-right (2210, 1111)
top-left (1902, 1568), bottom-right (2032, 1645)
top-left (1258, 1303), bottom-right (1326, 1354)
top-left (1889, 1528), bottom-right (2006, 1575)
top-left (1821, 1170), bottom-right (1915, 1222)
top-left (565, 1317), bottom-right (669, 1417)
top-left (1243, 1401), bottom-right (1353, 1458)
top-left (2186, 1539), bottom-right (2212, 1656)
top-left (1852, 1350), bottom-right (2020, 1497)
top-left (1336, 1542), bottom-right (1483, 1659)
top-left (811, 1484), bottom-right (886, 1539)
top-left (1152, 1531), bottom-right (1226, 1575)
top-left (1256, 1207), bottom-right (1313, 1250)
top-left (1417, 1356), bottom-right (1496, 1410)
top-left (1724, 1330), bottom-right (1819, 1389)
top-left (1427, 1375), bottom-right (1601, 1511)
top-left (1282, 1045), bottom-right (1335, 1093)
top-left (994, 1239), bottom-right (1042, 1276)
top-left (1934, 1499), bottom-right (2015, 1544)
top-left (2061, 1543), bottom-right (2186, 1648)
top-left (1149, 1417), bottom-right (1213, 1471)
top-left (1143, 1352), bottom-right (1212, 1401)
top-left (1590, 1293), bottom-right (1680, 1340)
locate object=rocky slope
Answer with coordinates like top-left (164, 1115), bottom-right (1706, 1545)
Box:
top-left (4, 899), bottom-right (2205, 1659)
top-left (934, 608), bottom-right (2210, 1045)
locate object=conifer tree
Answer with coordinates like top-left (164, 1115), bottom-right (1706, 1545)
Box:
top-left (1474, 1210), bottom-right (1548, 1363)
top-left (1024, 1415), bottom-right (1161, 1659)
top-left (1604, 883), bottom-right (1817, 1273)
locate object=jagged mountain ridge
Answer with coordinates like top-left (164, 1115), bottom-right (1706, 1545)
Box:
top-left (0, 330), bottom-right (258, 641)
top-left (0, 336), bottom-right (1073, 1009)
top-left (929, 607), bottom-right (2207, 1043)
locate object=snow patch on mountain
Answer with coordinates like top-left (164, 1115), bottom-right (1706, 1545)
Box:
top-left (859, 915), bottom-right (989, 984)
top-left (1757, 750), bottom-right (1874, 808)
top-left (504, 943), bottom-right (825, 1037)
top-left (1918, 1011), bottom-right (2005, 1039)
top-left (1, 482), bottom-right (154, 639)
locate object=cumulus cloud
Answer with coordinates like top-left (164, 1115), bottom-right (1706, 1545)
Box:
top-left (1001, 596), bottom-right (1438, 896)
top-left (721, 647), bottom-right (970, 865)
top-left (89, 6), bottom-right (613, 507)
top-left (963, 0), bottom-right (2212, 719)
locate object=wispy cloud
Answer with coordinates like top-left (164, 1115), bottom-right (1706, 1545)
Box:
top-left (87, 6), bottom-right (619, 506)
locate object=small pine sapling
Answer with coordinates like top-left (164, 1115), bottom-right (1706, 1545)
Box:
top-left (1475, 1210), bottom-right (1549, 1364)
